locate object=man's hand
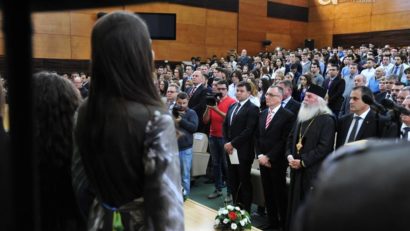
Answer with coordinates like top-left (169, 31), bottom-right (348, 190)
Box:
top-left (289, 159), bottom-right (301, 169)
top-left (224, 142), bottom-right (234, 154)
top-left (258, 155), bottom-right (271, 168)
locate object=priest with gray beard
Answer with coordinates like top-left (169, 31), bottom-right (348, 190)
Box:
top-left (286, 84), bottom-right (336, 230)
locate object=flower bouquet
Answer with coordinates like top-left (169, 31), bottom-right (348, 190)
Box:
top-left (214, 205), bottom-right (252, 230)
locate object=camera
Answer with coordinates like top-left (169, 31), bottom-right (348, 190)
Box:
top-left (206, 92), bottom-right (222, 106)
top-left (172, 104), bottom-right (182, 118)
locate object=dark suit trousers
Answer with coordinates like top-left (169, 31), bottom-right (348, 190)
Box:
top-left (228, 159), bottom-right (253, 212)
top-left (260, 164), bottom-right (288, 228)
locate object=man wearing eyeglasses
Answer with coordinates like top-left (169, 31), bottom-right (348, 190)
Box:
top-left (255, 86), bottom-right (295, 230)
top-left (203, 80), bottom-right (236, 202)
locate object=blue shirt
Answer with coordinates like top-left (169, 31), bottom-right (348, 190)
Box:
top-left (368, 77), bottom-right (380, 94)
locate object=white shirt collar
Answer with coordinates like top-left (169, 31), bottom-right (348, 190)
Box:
top-left (238, 97), bottom-right (250, 106)
top-left (268, 104), bottom-right (281, 114)
top-left (282, 96), bottom-right (291, 104)
top-left (353, 107), bottom-right (371, 120)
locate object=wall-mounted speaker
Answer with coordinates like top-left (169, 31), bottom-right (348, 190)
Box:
top-left (304, 39), bottom-right (315, 50)
top-left (97, 12), bottom-right (107, 19)
top-left (262, 40), bottom-right (272, 46)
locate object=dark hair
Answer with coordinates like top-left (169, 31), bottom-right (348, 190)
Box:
top-left (33, 71), bottom-right (83, 229)
top-left (301, 73), bottom-right (313, 86)
top-left (352, 86), bottom-right (373, 101)
top-left (394, 82), bottom-right (405, 87)
top-left (159, 80), bottom-right (169, 96)
top-left (177, 92), bottom-right (188, 100)
top-left (237, 81), bottom-right (252, 92)
top-left (329, 63), bottom-right (340, 71)
top-left (0, 79), bottom-right (4, 117)
top-left (89, 12), bottom-right (160, 106)
top-left (261, 78), bottom-right (271, 93)
top-left (278, 80), bottom-right (293, 90)
top-left (231, 70), bottom-right (243, 82)
top-left (404, 67), bottom-right (410, 74)
top-left (217, 80), bottom-right (229, 89)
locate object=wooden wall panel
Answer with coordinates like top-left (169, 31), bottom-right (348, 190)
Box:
top-left (32, 12), bottom-right (70, 35)
top-left (333, 16), bottom-right (371, 34)
top-left (206, 9), bottom-right (237, 30)
top-left (309, 0), bottom-right (410, 48)
top-left (33, 34), bottom-right (71, 59)
top-left (70, 12), bottom-right (96, 37)
top-left (371, 12), bottom-right (410, 31)
top-left (372, 0), bottom-right (410, 15)
top-left (334, 3), bottom-right (372, 19)
top-left (239, 0), bottom-right (267, 16)
top-left (309, 5), bottom-right (335, 22)
top-left (71, 36), bottom-right (90, 60)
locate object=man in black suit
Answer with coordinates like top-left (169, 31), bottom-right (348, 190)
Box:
top-left (223, 81), bottom-right (259, 212)
top-left (323, 63), bottom-right (345, 116)
top-left (187, 70), bottom-right (210, 133)
top-left (277, 80), bottom-right (301, 115)
top-left (339, 74), bottom-right (367, 117)
top-left (255, 86), bottom-right (295, 230)
top-left (336, 86), bottom-right (397, 149)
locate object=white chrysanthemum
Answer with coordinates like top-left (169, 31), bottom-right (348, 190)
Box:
top-left (218, 210), bottom-right (222, 216)
top-left (223, 218), bottom-right (229, 224)
top-left (215, 219), bottom-right (220, 225)
top-left (240, 219), bottom-right (246, 226)
top-left (231, 223), bottom-right (238, 230)
top-left (222, 209), bottom-right (228, 215)
top-left (235, 206), bottom-right (240, 211)
top-left (227, 205), bottom-right (234, 210)
top-left (240, 210), bottom-right (245, 215)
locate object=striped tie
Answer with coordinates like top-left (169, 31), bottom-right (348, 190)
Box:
top-left (189, 86), bottom-right (197, 98)
top-left (265, 110), bottom-right (273, 129)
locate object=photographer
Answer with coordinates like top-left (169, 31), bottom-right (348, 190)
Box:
top-left (174, 92), bottom-right (198, 200)
top-left (203, 80), bottom-right (236, 202)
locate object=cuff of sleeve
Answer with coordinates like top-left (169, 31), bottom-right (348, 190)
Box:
top-left (301, 160), bottom-right (306, 168)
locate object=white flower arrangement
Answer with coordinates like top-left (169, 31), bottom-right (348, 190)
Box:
top-left (214, 205), bottom-right (252, 230)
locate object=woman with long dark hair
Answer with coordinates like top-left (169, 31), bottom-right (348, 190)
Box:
top-left (296, 73), bottom-right (313, 102)
top-left (33, 71), bottom-right (85, 231)
top-left (74, 12), bottom-right (183, 231)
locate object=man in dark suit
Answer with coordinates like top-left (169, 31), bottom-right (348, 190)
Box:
top-left (255, 86), bottom-right (295, 230)
top-left (187, 70), bottom-right (210, 133)
top-left (223, 81), bottom-right (259, 212)
top-left (336, 86), bottom-right (397, 149)
top-left (323, 63), bottom-right (345, 116)
top-left (277, 80), bottom-right (301, 115)
top-left (339, 74), bottom-right (367, 117)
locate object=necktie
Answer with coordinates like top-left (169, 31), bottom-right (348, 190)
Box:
top-left (350, 74), bottom-right (354, 79)
top-left (327, 79), bottom-right (333, 89)
top-left (230, 103), bottom-right (241, 125)
top-left (393, 65), bottom-right (399, 75)
top-left (347, 116), bottom-right (362, 142)
top-left (402, 127), bottom-right (410, 140)
top-left (265, 110), bottom-right (274, 129)
top-left (189, 86), bottom-right (197, 98)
